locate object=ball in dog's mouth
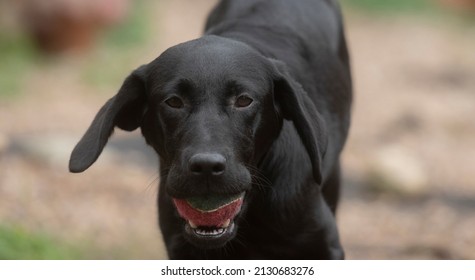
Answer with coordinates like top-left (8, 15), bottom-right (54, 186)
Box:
top-left (173, 192), bottom-right (244, 239)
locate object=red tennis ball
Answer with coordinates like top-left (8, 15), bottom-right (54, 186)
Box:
top-left (173, 193), bottom-right (244, 228)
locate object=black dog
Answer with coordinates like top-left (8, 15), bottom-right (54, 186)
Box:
top-left (70, 0), bottom-right (352, 259)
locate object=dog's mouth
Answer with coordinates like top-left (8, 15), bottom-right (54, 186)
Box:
top-left (173, 192), bottom-right (244, 247)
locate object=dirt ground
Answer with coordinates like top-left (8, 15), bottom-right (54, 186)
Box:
top-left (0, 0), bottom-right (474, 259)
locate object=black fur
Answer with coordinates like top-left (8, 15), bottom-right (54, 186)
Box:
top-left (70, 0), bottom-right (352, 259)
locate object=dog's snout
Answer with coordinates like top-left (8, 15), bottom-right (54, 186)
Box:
top-left (189, 153), bottom-right (226, 176)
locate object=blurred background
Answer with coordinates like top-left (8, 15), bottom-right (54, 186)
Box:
top-left (0, 0), bottom-right (474, 259)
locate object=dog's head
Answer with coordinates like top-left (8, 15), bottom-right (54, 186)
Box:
top-left (69, 35), bottom-right (327, 249)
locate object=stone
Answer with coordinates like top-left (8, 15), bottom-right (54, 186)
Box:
top-left (367, 145), bottom-right (429, 196)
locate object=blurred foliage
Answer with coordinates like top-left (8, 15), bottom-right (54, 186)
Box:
top-left (0, 224), bottom-right (85, 260)
top-left (81, 0), bottom-right (152, 90)
top-left (342, 0), bottom-right (475, 24)
top-left (0, 33), bottom-right (38, 98)
top-left (103, 0), bottom-right (150, 48)
top-left (341, 0), bottom-right (438, 14)
top-left (0, 224), bottom-right (160, 259)
top-left (0, 0), bottom-right (152, 99)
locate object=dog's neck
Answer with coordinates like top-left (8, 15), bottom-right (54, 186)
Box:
top-left (255, 120), bottom-right (317, 205)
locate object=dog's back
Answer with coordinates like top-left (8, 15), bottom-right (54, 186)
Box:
top-left (206, 0), bottom-right (349, 66)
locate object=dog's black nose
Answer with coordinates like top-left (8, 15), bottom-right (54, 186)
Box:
top-left (189, 153), bottom-right (226, 176)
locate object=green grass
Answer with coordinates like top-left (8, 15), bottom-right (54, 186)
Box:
top-left (341, 0), bottom-right (438, 14)
top-left (341, 0), bottom-right (475, 28)
top-left (0, 0), bottom-right (153, 99)
top-left (0, 225), bottom-right (85, 260)
top-left (103, 0), bottom-right (151, 49)
top-left (82, 0), bottom-right (153, 90)
top-left (0, 33), bottom-right (38, 98)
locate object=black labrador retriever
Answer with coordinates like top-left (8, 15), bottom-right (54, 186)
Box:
top-left (69, 0), bottom-right (352, 259)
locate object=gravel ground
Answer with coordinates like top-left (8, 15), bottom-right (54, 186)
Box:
top-left (0, 0), bottom-right (474, 259)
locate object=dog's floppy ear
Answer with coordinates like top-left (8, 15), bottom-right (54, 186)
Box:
top-left (270, 60), bottom-right (328, 185)
top-left (69, 65), bottom-right (148, 173)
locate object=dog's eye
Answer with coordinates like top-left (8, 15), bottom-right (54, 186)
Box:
top-left (165, 96), bottom-right (184, 109)
top-left (235, 95), bottom-right (253, 108)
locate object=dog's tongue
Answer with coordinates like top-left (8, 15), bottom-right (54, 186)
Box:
top-left (173, 193), bottom-right (244, 228)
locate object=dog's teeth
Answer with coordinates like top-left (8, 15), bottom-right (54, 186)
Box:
top-left (222, 219), bottom-right (231, 228)
top-left (194, 228), bottom-right (225, 236)
top-left (188, 221), bottom-right (197, 229)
